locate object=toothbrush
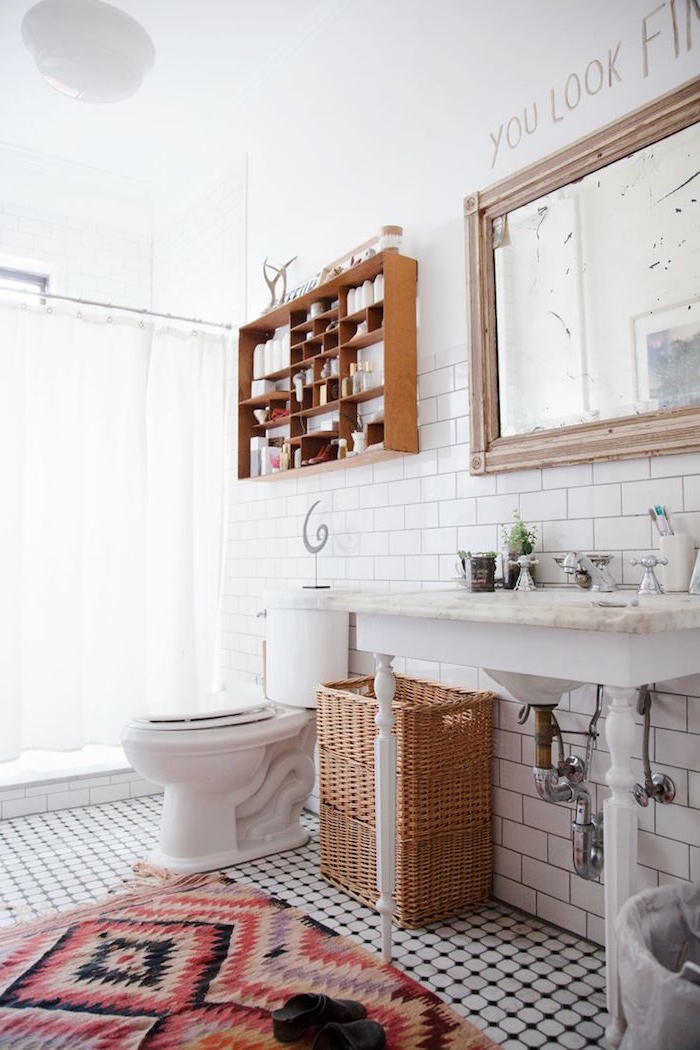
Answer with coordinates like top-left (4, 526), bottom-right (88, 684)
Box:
top-left (654, 505), bottom-right (673, 536)
top-left (654, 507), bottom-right (669, 535)
top-left (649, 508), bottom-right (663, 535)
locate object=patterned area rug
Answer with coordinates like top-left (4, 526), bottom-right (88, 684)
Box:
top-left (0, 871), bottom-right (497, 1049)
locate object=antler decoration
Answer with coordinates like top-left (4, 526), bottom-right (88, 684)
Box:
top-left (263, 255), bottom-right (297, 310)
top-left (302, 500), bottom-right (329, 555)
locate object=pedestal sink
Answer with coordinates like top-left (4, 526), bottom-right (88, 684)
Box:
top-left (324, 586), bottom-right (700, 1048)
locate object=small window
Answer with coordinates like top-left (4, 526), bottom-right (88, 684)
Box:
top-left (0, 266), bottom-right (49, 303)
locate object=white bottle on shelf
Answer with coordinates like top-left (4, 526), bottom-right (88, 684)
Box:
top-left (253, 343), bottom-right (265, 379)
top-left (373, 273), bottom-right (384, 303)
top-left (362, 279), bottom-right (374, 308)
top-left (273, 339), bottom-right (284, 373)
top-left (263, 340), bottom-right (274, 375)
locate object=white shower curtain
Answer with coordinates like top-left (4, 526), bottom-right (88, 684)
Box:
top-left (0, 298), bottom-right (231, 761)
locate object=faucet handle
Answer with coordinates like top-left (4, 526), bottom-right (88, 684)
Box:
top-left (630, 553), bottom-right (667, 595)
top-left (514, 554), bottom-right (538, 591)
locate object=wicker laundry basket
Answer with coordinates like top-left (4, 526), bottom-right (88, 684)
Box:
top-left (316, 674), bottom-right (493, 927)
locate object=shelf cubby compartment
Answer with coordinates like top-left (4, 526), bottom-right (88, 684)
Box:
top-left (340, 322), bottom-right (384, 352)
top-left (366, 420), bottom-right (385, 448)
top-left (322, 330), bottom-right (340, 353)
top-left (313, 378), bottom-right (340, 409)
top-left (300, 430), bottom-right (340, 467)
top-left (241, 389), bottom-right (290, 409)
top-left (342, 383), bottom-right (385, 404)
top-left (254, 419), bottom-right (289, 434)
top-left (296, 400), bottom-right (342, 424)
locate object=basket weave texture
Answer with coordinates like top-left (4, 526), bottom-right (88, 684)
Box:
top-left (317, 674), bottom-right (494, 927)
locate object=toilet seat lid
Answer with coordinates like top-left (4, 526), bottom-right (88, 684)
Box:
top-left (130, 697), bottom-right (277, 731)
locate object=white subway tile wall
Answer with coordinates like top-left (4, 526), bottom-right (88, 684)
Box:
top-left (0, 202), bottom-right (151, 307)
top-left (223, 324), bottom-right (700, 945)
top-left (0, 772), bottom-right (159, 821)
top-left (151, 160), bottom-right (246, 325)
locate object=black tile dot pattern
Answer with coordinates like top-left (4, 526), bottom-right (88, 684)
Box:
top-left (0, 797), bottom-right (610, 1047)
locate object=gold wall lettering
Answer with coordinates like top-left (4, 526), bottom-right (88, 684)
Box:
top-left (489, 1), bottom-right (699, 170)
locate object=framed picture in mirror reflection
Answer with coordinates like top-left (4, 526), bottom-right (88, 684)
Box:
top-left (633, 299), bottom-right (700, 412)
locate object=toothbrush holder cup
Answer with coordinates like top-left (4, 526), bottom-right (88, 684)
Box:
top-left (659, 534), bottom-right (696, 592)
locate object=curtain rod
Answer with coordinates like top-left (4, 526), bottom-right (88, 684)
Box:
top-left (0, 285), bottom-right (233, 330)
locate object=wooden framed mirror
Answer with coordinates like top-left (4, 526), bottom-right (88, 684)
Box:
top-left (465, 76), bottom-right (700, 475)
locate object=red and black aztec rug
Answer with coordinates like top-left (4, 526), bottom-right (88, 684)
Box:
top-left (0, 871), bottom-right (497, 1049)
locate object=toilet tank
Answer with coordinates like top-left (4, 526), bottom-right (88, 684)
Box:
top-left (264, 590), bottom-right (349, 709)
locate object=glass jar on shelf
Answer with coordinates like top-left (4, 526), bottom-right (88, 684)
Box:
top-left (379, 225), bottom-right (403, 251)
top-left (342, 366), bottom-right (354, 398)
top-left (353, 362), bottom-right (364, 394)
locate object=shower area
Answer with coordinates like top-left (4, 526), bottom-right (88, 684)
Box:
top-left (0, 154), bottom-right (246, 800)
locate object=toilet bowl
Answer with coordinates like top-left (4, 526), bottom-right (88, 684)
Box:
top-left (121, 590), bottom-right (349, 873)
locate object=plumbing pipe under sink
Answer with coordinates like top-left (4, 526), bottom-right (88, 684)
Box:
top-left (530, 690), bottom-right (605, 880)
top-left (486, 668), bottom-right (605, 880)
top-left (633, 685), bottom-right (676, 807)
top-left (572, 788), bottom-right (604, 880)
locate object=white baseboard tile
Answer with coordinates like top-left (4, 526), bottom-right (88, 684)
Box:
top-left (492, 874), bottom-right (536, 915)
top-left (2, 795), bottom-right (48, 819)
top-left (536, 891), bottom-right (587, 937)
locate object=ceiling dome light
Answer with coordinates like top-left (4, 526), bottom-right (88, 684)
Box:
top-left (21, 0), bottom-right (155, 103)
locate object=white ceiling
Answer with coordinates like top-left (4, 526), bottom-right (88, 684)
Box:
top-left (0, 0), bottom-right (332, 198)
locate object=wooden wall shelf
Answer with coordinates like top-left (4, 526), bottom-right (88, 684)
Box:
top-left (237, 251), bottom-right (418, 480)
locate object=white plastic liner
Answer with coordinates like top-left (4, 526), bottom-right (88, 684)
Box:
top-left (617, 882), bottom-right (700, 1050)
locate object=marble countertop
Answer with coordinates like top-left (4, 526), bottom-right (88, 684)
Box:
top-left (323, 586), bottom-right (700, 634)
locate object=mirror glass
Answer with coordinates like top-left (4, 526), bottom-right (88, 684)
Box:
top-left (496, 122), bottom-right (700, 437)
top-left (465, 78), bottom-right (700, 475)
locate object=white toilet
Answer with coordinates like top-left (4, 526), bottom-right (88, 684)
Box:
top-left (121, 590), bottom-right (349, 873)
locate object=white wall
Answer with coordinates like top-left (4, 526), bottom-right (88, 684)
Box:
top-left (0, 147), bottom-right (152, 307)
top-left (152, 158), bottom-right (247, 325)
top-left (218, 0), bottom-right (700, 943)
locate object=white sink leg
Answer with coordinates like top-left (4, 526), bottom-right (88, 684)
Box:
top-left (603, 685), bottom-right (638, 1049)
top-left (373, 652), bottom-right (396, 963)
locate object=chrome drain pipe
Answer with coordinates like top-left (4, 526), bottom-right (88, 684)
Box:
top-left (572, 788), bottom-right (604, 880)
top-left (534, 766), bottom-right (575, 804)
top-left (528, 690), bottom-right (605, 880)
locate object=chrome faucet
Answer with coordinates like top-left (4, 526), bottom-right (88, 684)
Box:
top-left (562, 551), bottom-right (617, 592)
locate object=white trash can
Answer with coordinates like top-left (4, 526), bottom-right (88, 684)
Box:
top-left (616, 883), bottom-right (700, 1050)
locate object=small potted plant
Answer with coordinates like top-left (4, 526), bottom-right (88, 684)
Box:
top-left (502, 511), bottom-right (538, 590)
